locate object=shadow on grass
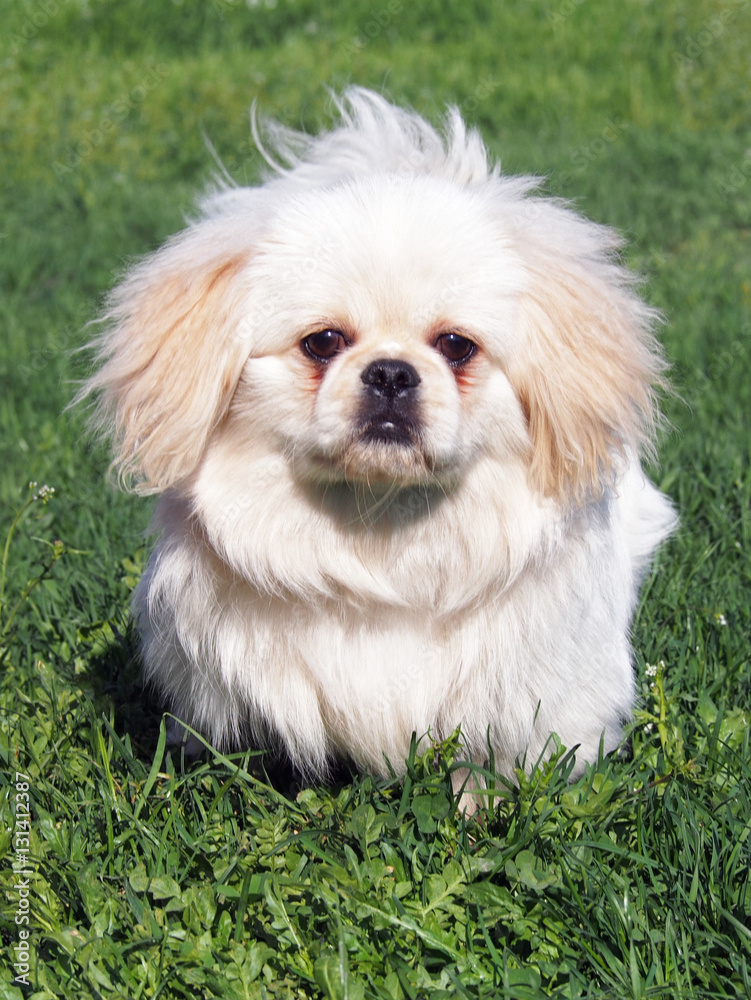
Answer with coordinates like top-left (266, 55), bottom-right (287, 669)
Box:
top-left (81, 619), bottom-right (356, 801)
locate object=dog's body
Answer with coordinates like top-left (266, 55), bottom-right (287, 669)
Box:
top-left (83, 90), bottom-right (675, 787)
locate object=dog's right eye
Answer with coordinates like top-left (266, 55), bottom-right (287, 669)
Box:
top-left (302, 330), bottom-right (348, 362)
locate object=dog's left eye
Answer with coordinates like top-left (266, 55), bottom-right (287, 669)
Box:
top-left (435, 332), bottom-right (477, 365)
top-left (302, 329), bottom-right (349, 362)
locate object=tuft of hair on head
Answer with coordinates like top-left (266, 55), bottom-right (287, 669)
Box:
top-left (242, 86), bottom-right (497, 191)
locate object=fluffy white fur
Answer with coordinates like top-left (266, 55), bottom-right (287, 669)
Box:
top-left (82, 88), bottom-right (676, 793)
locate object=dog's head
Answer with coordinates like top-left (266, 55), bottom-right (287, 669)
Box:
top-left (81, 90), bottom-right (664, 511)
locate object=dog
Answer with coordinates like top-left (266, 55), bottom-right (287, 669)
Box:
top-left (81, 88), bottom-right (676, 800)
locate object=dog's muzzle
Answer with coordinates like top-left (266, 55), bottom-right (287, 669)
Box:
top-left (358, 359), bottom-right (421, 444)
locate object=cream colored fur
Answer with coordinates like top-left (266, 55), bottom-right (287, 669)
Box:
top-left (81, 89), bottom-right (676, 797)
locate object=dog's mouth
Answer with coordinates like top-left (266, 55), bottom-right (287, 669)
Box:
top-left (301, 416), bottom-right (430, 487)
top-left (358, 416), bottom-right (418, 447)
top-left (340, 415), bottom-right (426, 483)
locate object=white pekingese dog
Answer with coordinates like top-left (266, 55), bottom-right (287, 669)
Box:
top-left (82, 88), bottom-right (675, 794)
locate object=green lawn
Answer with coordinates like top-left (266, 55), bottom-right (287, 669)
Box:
top-left (1, 1), bottom-right (750, 997)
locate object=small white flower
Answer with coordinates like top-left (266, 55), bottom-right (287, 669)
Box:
top-left (31, 483), bottom-right (55, 503)
top-left (645, 664), bottom-right (658, 678)
top-left (715, 613), bottom-right (727, 626)
top-left (644, 723), bottom-right (654, 734)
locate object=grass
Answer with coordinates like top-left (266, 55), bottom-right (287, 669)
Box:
top-left (1, 0), bottom-right (750, 996)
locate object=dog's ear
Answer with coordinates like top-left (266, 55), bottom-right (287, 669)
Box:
top-left (510, 249), bottom-right (665, 504)
top-left (80, 225), bottom-right (252, 494)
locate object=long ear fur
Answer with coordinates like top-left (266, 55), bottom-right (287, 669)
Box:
top-left (79, 223), bottom-right (252, 494)
top-left (509, 225), bottom-right (666, 504)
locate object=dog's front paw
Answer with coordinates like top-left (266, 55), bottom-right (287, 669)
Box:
top-left (165, 718), bottom-right (205, 761)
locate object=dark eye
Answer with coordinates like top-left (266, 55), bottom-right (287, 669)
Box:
top-left (435, 332), bottom-right (477, 366)
top-left (302, 329), bottom-right (348, 362)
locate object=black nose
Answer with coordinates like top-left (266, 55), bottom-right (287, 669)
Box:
top-left (360, 358), bottom-right (421, 398)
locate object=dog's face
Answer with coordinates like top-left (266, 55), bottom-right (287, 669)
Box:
top-left (226, 175), bottom-right (528, 493)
